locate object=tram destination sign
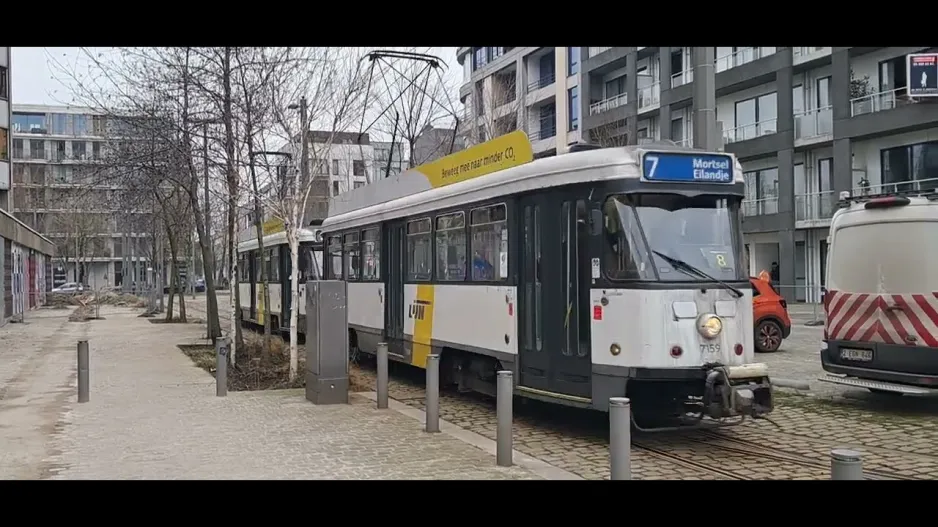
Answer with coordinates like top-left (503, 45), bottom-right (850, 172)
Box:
top-left (641, 152), bottom-right (735, 184)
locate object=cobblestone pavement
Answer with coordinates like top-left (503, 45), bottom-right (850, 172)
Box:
top-left (186, 292), bottom-right (938, 479)
top-left (3, 305), bottom-right (541, 480)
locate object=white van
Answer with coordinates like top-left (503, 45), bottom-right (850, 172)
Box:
top-left (819, 189), bottom-right (938, 395)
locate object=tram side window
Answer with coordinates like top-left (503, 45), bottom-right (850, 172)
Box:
top-left (239, 253), bottom-right (251, 282)
top-left (327, 236), bottom-right (343, 280)
top-left (435, 212), bottom-right (466, 281)
top-left (361, 228), bottom-right (381, 281)
top-left (299, 243), bottom-right (324, 281)
top-left (344, 232), bottom-right (360, 281)
top-left (268, 248), bottom-right (280, 282)
top-left (254, 251), bottom-right (262, 281)
top-left (603, 196), bottom-right (654, 280)
top-left (469, 204), bottom-right (507, 281)
top-left (407, 218), bottom-right (433, 281)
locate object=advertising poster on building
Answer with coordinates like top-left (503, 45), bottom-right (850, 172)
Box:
top-left (908, 53), bottom-right (938, 97)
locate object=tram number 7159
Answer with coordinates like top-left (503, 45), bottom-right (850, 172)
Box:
top-left (700, 343), bottom-right (721, 354)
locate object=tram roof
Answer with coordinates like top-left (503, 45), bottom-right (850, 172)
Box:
top-left (237, 226), bottom-right (322, 253)
top-left (322, 144), bottom-right (742, 233)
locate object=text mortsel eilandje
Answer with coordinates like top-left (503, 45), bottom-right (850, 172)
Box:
top-left (691, 157), bottom-right (732, 182)
top-left (440, 149), bottom-right (507, 179)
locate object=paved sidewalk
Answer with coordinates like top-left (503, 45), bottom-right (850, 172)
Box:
top-left (4, 306), bottom-right (544, 480)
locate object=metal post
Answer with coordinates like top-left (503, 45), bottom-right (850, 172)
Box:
top-left (77, 340), bottom-right (89, 403)
top-left (425, 354), bottom-right (440, 433)
top-left (376, 342), bottom-right (389, 409)
top-left (692, 46), bottom-right (719, 151)
top-left (609, 397), bottom-right (631, 480)
top-left (496, 370), bottom-right (513, 467)
top-left (216, 337), bottom-right (229, 397)
top-left (831, 448), bottom-right (864, 480)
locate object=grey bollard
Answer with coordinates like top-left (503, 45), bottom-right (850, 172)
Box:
top-left (216, 337), bottom-right (229, 397)
top-left (609, 397), bottom-right (631, 480)
top-left (376, 342), bottom-right (389, 409)
top-left (496, 370), bottom-right (513, 467)
top-left (77, 340), bottom-right (90, 403)
top-left (425, 354), bottom-right (440, 433)
top-left (831, 448), bottom-right (864, 480)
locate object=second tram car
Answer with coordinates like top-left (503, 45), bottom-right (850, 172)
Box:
top-left (237, 224), bottom-right (324, 334)
top-left (315, 136), bottom-right (774, 431)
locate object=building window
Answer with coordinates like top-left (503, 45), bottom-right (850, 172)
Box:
top-left (92, 142), bottom-right (101, 160)
top-left (604, 76), bottom-right (626, 98)
top-left (733, 92), bottom-right (777, 141)
top-left (818, 158), bottom-right (833, 192)
top-left (51, 114), bottom-right (71, 135)
top-left (743, 168), bottom-right (779, 215)
top-left (12, 138), bottom-right (24, 159)
top-left (332, 181), bottom-right (340, 196)
top-left (670, 117), bottom-right (684, 143)
top-left (490, 47), bottom-right (504, 61)
top-left (568, 87), bottom-right (579, 131)
top-left (29, 139), bottom-right (45, 160)
top-left (353, 160), bottom-right (365, 176)
top-left (14, 113), bottom-right (46, 134)
top-left (568, 47), bottom-right (580, 76)
top-left (0, 127), bottom-right (7, 160)
top-left (473, 47), bottom-right (487, 71)
top-left (881, 141), bottom-right (938, 193)
top-left (332, 159), bottom-right (339, 175)
top-left (0, 66), bottom-right (7, 99)
top-left (353, 181), bottom-right (365, 189)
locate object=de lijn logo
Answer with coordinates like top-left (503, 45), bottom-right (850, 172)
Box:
top-left (409, 299), bottom-right (431, 321)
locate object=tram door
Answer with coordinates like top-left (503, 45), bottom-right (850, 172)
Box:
top-left (384, 221), bottom-right (406, 355)
top-left (517, 192), bottom-right (593, 399)
top-left (249, 251), bottom-right (257, 321)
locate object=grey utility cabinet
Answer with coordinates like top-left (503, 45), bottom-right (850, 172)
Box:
top-left (305, 280), bottom-right (349, 405)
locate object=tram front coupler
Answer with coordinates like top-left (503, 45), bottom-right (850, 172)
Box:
top-left (703, 363), bottom-right (773, 420)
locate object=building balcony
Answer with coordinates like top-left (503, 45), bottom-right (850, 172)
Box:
top-left (850, 86), bottom-right (913, 117)
top-left (742, 197), bottom-right (778, 217)
top-left (792, 47), bottom-right (832, 66)
top-left (526, 73), bottom-right (555, 93)
top-left (671, 68), bottom-right (694, 88)
top-left (588, 47), bottom-right (611, 58)
top-left (794, 106), bottom-right (833, 144)
top-left (715, 47), bottom-right (776, 73)
top-left (637, 82), bottom-right (660, 112)
top-left (723, 119), bottom-right (777, 145)
top-left (794, 190), bottom-right (836, 224)
top-left (528, 124), bottom-right (557, 142)
top-left (589, 93), bottom-right (628, 116)
top-left (856, 176), bottom-right (938, 196)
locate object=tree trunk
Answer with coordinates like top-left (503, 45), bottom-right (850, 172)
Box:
top-left (249, 156), bottom-right (272, 356)
top-left (165, 223), bottom-right (187, 323)
top-left (288, 231), bottom-right (300, 381)
top-left (222, 46), bottom-right (241, 364)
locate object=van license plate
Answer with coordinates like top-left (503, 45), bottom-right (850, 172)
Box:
top-left (840, 348), bottom-right (873, 362)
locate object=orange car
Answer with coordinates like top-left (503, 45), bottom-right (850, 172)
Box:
top-left (751, 276), bottom-right (792, 353)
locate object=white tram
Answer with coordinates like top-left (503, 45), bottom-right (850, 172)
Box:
top-left (322, 137), bottom-right (774, 430)
top-left (236, 225), bottom-right (324, 333)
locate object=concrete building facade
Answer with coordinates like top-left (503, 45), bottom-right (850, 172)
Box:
top-left (1, 48), bottom-right (56, 325)
top-left (10, 103), bottom-right (151, 290)
top-left (456, 47), bottom-right (583, 158)
top-left (580, 46), bottom-right (938, 303)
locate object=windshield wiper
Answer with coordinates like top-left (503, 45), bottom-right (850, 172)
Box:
top-left (651, 250), bottom-right (744, 299)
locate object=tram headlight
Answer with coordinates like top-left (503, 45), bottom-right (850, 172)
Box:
top-left (610, 343), bottom-right (621, 356)
top-left (697, 314), bottom-right (723, 339)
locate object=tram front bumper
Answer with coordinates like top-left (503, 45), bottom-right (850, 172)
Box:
top-left (704, 363), bottom-right (773, 419)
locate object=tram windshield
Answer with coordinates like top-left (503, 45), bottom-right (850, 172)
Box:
top-left (603, 193), bottom-right (746, 282)
top-left (298, 243), bottom-right (325, 281)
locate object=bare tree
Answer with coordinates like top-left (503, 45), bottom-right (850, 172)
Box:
top-left (255, 47), bottom-right (370, 381)
top-left (588, 119), bottom-right (631, 147)
top-left (50, 192), bottom-right (108, 284)
top-left (463, 68), bottom-right (523, 148)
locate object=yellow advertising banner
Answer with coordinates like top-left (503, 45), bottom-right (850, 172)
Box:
top-left (413, 130), bottom-right (534, 189)
top-left (262, 218), bottom-right (285, 236)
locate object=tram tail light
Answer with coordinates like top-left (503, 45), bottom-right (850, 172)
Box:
top-left (670, 346), bottom-right (683, 358)
top-left (734, 343), bottom-right (744, 356)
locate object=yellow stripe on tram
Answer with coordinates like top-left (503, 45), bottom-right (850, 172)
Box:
top-left (257, 283), bottom-right (266, 325)
top-left (410, 284), bottom-right (435, 368)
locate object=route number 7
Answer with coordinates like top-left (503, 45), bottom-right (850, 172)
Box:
top-left (644, 155), bottom-right (659, 180)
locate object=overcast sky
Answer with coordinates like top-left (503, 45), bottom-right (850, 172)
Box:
top-left (11, 46), bottom-right (462, 106)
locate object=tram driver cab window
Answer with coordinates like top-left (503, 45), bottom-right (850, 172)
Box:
top-left (603, 196), bottom-right (653, 280)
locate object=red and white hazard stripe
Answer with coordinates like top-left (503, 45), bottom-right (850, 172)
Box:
top-left (825, 290), bottom-right (938, 348)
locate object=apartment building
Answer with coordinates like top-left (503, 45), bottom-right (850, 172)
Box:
top-left (10, 104), bottom-right (152, 289)
top-left (411, 124), bottom-right (465, 166)
top-left (372, 140), bottom-right (408, 179)
top-left (582, 46), bottom-right (938, 302)
top-left (1, 49), bottom-right (56, 324)
top-left (456, 47), bottom-right (583, 158)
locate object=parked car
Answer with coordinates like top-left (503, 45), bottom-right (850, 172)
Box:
top-left (52, 282), bottom-right (85, 295)
top-left (194, 278), bottom-right (206, 293)
top-left (751, 276), bottom-right (792, 353)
